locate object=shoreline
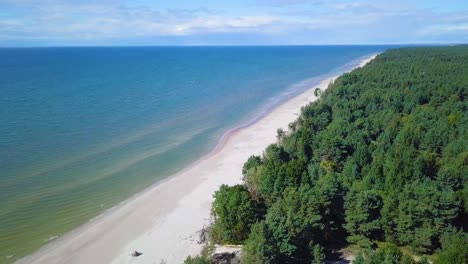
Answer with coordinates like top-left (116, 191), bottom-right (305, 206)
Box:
top-left (17, 54), bottom-right (378, 264)
top-left (210, 53), bottom-right (374, 155)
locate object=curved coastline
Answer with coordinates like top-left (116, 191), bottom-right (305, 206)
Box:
top-left (16, 53), bottom-right (378, 264)
top-left (210, 53), bottom-right (375, 156)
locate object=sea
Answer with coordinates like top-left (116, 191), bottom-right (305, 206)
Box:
top-left (0, 46), bottom-right (391, 262)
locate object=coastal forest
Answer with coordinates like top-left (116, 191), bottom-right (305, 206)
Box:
top-left (186, 46), bottom-right (468, 264)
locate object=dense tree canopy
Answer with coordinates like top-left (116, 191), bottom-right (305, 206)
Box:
top-left (211, 184), bottom-right (263, 244)
top-left (210, 46), bottom-right (468, 264)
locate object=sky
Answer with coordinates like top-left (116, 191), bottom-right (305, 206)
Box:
top-left (0, 0), bottom-right (467, 46)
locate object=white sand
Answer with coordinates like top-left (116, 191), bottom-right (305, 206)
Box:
top-left (18, 54), bottom-right (377, 264)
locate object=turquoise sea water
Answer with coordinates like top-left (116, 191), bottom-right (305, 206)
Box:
top-left (0, 46), bottom-right (390, 262)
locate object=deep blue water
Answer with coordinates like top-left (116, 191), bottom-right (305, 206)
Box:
top-left (0, 46), bottom-right (391, 261)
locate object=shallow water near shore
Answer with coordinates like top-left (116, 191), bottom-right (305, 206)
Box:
top-left (0, 46), bottom-right (390, 262)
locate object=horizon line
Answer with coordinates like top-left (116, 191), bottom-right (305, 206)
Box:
top-left (0, 43), bottom-right (466, 49)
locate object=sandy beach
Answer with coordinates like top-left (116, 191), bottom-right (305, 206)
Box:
top-left (17, 54), bottom-right (376, 264)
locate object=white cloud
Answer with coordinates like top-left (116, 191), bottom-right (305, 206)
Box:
top-left (419, 24), bottom-right (468, 35)
top-left (0, 0), bottom-right (467, 44)
top-left (0, 2), bottom-right (281, 40)
top-left (155, 15), bottom-right (278, 35)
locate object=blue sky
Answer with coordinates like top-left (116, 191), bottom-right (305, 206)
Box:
top-left (0, 0), bottom-right (467, 46)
